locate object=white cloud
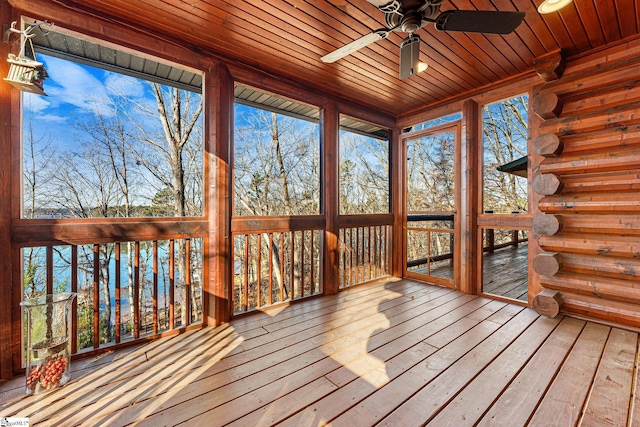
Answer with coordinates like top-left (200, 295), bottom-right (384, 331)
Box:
top-left (40, 55), bottom-right (111, 115)
top-left (23, 92), bottom-right (50, 113)
top-left (105, 74), bottom-right (145, 98)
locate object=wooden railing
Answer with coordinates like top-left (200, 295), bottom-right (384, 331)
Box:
top-left (14, 218), bottom-right (207, 357)
top-left (231, 216), bottom-right (324, 315)
top-left (338, 215), bottom-right (392, 289)
top-left (406, 214), bottom-right (454, 274)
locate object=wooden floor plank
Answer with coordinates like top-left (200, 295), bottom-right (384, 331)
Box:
top-left (75, 283), bottom-right (464, 425)
top-left (528, 322), bottom-right (611, 427)
top-left (2, 279), bottom-right (638, 427)
top-left (376, 309), bottom-right (541, 427)
top-left (476, 317), bottom-right (586, 427)
top-left (580, 328), bottom-right (637, 427)
top-left (426, 315), bottom-right (569, 426)
top-left (277, 301), bottom-right (518, 427)
top-left (328, 308), bottom-right (536, 426)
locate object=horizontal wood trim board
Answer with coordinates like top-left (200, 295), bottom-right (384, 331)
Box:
top-left (231, 216), bottom-right (325, 233)
top-left (477, 215), bottom-right (533, 228)
top-left (337, 214), bottom-right (394, 228)
top-left (12, 220), bottom-right (208, 246)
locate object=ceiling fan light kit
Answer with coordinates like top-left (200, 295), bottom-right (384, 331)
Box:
top-left (538, 0), bottom-right (574, 14)
top-left (321, 0), bottom-right (526, 80)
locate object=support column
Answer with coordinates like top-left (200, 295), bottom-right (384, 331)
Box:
top-left (390, 127), bottom-right (404, 278)
top-left (206, 63), bottom-right (233, 325)
top-left (0, 1), bottom-right (15, 380)
top-left (459, 99), bottom-right (479, 294)
top-left (323, 102), bottom-right (340, 295)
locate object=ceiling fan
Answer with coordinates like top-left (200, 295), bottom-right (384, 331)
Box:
top-left (321, 0), bottom-right (526, 79)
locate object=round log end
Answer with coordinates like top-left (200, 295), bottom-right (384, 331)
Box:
top-left (533, 252), bottom-right (563, 276)
top-left (533, 289), bottom-right (563, 318)
top-left (533, 133), bottom-right (563, 157)
top-left (532, 92), bottom-right (563, 120)
top-left (533, 173), bottom-right (563, 195)
top-left (533, 214), bottom-right (563, 236)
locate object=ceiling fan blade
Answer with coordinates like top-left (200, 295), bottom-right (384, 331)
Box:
top-left (435, 10), bottom-right (526, 35)
top-left (321, 29), bottom-right (388, 63)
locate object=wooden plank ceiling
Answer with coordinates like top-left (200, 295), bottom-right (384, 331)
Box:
top-left (44, 0), bottom-right (640, 116)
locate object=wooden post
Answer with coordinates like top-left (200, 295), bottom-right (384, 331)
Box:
top-left (0, 0), bottom-right (15, 380)
top-left (207, 63), bottom-right (233, 325)
top-left (323, 102), bottom-right (340, 295)
top-left (391, 127), bottom-right (404, 278)
top-left (459, 100), bottom-right (479, 294)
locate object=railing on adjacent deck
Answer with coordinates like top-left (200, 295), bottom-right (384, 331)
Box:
top-left (338, 216), bottom-right (392, 289)
top-left (15, 218), bottom-right (207, 358)
top-left (231, 216), bottom-right (323, 315)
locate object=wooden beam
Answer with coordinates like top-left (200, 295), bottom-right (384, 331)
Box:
top-left (391, 127), bottom-right (404, 278)
top-left (534, 50), bottom-right (566, 82)
top-left (459, 99), bottom-right (479, 295)
top-left (207, 62), bottom-right (233, 326)
top-left (0, 0), bottom-right (15, 381)
top-left (323, 102), bottom-right (340, 295)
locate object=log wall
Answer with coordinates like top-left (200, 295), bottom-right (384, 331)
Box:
top-left (532, 38), bottom-right (640, 327)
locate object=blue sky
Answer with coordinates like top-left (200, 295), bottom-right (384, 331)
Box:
top-left (24, 54), bottom-right (152, 151)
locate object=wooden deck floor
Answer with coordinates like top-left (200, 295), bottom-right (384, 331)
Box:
top-left (2, 278), bottom-right (639, 426)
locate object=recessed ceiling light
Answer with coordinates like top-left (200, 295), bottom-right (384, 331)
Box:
top-left (417, 62), bottom-right (428, 73)
top-left (538, 0), bottom-right (574, 14)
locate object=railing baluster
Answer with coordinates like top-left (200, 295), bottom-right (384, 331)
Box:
top-left (153, 241), bottom-right (158, 334)
top-left (367, 226), bottom-right (372, 281)
top-left (185, 238), bottom-right (191, 324)
top-left (268, 233), bottom-right (273, 305)
top-left (169, 239), bottom-right (175, 330)
top-left (93, 244), bottom-right (100, 348)
top-left (279, 232), bottom-right (285, 302)
top-left (115, 242), bottom-right (121, 344)
top-left (301, 231), bottom-right (306, 298)
top-left (46, 246), bottom-right (53, 295)
top-left (289, 231), bottom-right (295, 299)
top-left (133, 241), bottom-right (140, 339)
top-left (71, 245), bottom-right (78, 353)
top-left (243, 235), bottom-right (249, 312)
top-left (349, 227), bottom-right (354, 287)
top-left (256, 234), bottom-right (262, 308)
top-left (309, 230), bottom-right (316, 295)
